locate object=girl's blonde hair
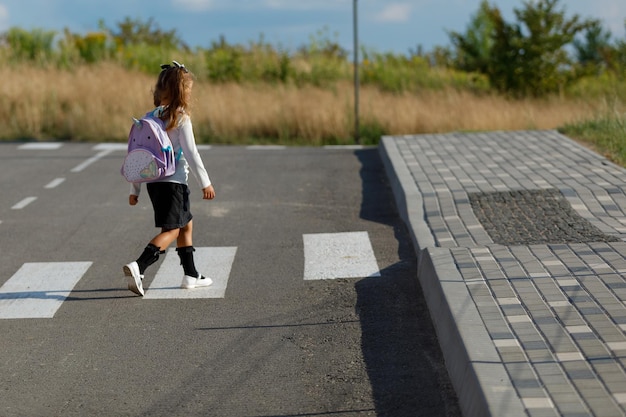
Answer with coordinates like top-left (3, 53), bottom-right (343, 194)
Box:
top-left (153, 61), bottom-right (194, 130)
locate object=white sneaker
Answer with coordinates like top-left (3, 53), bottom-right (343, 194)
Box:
top-left (181, 274), bottom-right (213, 289)
top-left (123, 261), bottom-right (144, 296)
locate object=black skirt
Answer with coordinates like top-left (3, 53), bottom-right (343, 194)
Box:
top-left (146, 182), bottom-right (193, 229)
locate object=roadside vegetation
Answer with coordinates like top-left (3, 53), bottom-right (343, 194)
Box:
top-left (0, 0), bottom-right (625, 159)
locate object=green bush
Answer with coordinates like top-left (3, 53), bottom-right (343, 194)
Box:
top-left (360, 50), bottom-right (490, 93)
top-left (118, 43), bottom-right (179, 73)
top-left (74, 32), bottom-right (110, 63)
top-left (3, 27), bottom-right (56, 64)
top-left (206, 46), bottom-right (242, 82)
top-left (567, 72), bottom-right (626, 99)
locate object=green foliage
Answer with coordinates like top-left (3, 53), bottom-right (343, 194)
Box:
top-left (561, 112), bottom-right (626, 166)
top-left (611, 26), bottom-right (626, 71)
top-left (450, 0), bottom-right (595, 97)
top-left (205, 36), bottom-right (242, 82)
top-left (3, 15), bottom-right (626, 147)
top-left (70, 31), bottom-right (111, 63)
top-left (241, 40), bottom-right (291, 83)
top-left (448, 0), bottom-right (495, 75)
top-left (573, 20), bottom-right (612, 74)
top-left (358, 119), bottom-right (387, 146)
top-left (0, 12), bottom-right (623, 99)
top-left (292, 27), bottom-right (349, 87)
top-left (3, 27), bottom-right (56, 64)
top-left (567, 71), bottom-right (626, 99)
top-left (103, 17), bottom-right (186, 50)
top-left (361, 50), bottom-right (490, 93)
top-left (119, 43), bottom-right (181, 73)
top-left (299, 27), bottom-right (348, 60)
top-left (509, 0), bottom-right (590, 95)
top-left (361, 52), bottom-right (426, 92)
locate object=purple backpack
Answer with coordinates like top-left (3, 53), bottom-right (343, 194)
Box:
top-left (121, 111), bottom-right (178, 183)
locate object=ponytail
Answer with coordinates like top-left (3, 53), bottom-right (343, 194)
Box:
top-left (153, 61), bottom-right (193, 130)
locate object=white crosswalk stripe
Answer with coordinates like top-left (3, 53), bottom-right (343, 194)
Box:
top-left (18, 143), bottom-right (64, 150)
top-left (0, 262), bottom-right (92, 319)
top-left (144, 247), bottom-right (237, 299)
top-left (303, 231), bottom-right (380, 280)
top-left (0, 232), bottom-right (380, 318)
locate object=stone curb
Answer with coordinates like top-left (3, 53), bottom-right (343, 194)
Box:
top-left (380, 135), bottom-right (526, 417)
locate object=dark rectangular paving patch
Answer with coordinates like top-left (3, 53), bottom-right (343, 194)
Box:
top-left (469, 189), bottom-right (620, 245)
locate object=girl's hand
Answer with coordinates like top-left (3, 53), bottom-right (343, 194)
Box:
top-left (202, 185), bottom-right (215, 200)
top-left (129, 195), bottom-right (139, 206)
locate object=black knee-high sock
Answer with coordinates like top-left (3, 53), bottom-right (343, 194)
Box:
top-left (136, 243), bottom-right (161, 274)
top-left (176, 246), bottom-right (199, 278)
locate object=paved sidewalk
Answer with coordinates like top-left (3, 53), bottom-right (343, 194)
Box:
top-left (379, 131), bottom-right (626, 417)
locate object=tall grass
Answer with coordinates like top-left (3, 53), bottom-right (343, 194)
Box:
top-left (0, 63), bottom-right (618, 145)
top-left (0, 64), bottom-right (153, 141)
top-left (560, 100), bottom-right (626, 165)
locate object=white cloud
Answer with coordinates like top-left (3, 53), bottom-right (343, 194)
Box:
top-left (172, 0), bottom-right (215, 12)
top-left (375, 3), bottom-right (412, 23)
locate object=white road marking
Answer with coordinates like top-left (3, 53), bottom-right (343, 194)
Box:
top-left (44, 177), bottom-right (66, 189)
top-left (12, 197), bottom-right (37, 210)
top-left (93, 143), bottom-right (127, 151)
top-left (94, 142), bottom-right (210, 151)
top-left (18, 143), bottom-right (63, 150)
top-left (303, 231), bottom-right (380, 280)
top-left (246, 145), bottom-right (286, 150)
top-left (71, 146), bottom-right (119, 173)
top-left (144, 247), bottom-right (237, 299)
top-left (323, 145), bottom-right (365, 150)
top-left (0, 262), bottom-right (92, 319)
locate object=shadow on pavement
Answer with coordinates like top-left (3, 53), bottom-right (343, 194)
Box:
top-left (354, 149), bottom-right (461, 417)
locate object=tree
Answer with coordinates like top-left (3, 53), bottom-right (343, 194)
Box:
top-left (573, 20), bottom-right (612, 74)
top-left (102, 17), bottom-right (187, 50)
top-left (449, 0), bottom-right (594, 96)
top-left (505, 13), bottom-right (625, 81)
top-left (511, 0), bottom-right (591, 95)
top-left (448, 0), bottom-right (497, 75)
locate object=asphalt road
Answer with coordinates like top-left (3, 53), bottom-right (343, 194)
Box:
top-left (0, 143), bottom-right (461, 417)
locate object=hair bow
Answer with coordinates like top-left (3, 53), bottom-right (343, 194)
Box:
top-left (160, 60), bottom-right (188, 73)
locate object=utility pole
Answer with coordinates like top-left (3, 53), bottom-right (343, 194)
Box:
top-left (353, 0), bottom-right (360, 144)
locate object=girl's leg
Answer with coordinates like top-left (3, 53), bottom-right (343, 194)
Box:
top-left (130, 228), bottom-right (180, 277)
top-left (176, 221), bottom-right (196, 277)
top-left (175, 220), bottom-right (212, 288)
top-left (133, 228), bottom-right (179, 277)
top-left (124, 227), bottom-right (182, 296)
top-left (150, 228), bottom-right (181, 250)
top-left (177, 220), bottom-right (193, 248)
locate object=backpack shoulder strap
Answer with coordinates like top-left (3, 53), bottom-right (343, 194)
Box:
top-left (150, 106), bottom-right (167, 118)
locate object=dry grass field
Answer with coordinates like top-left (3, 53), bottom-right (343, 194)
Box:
top-left (0, 63), bottom-right (618, 145)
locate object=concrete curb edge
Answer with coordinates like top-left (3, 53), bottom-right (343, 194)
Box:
top-left (378, 137), bottom-right (526, 417)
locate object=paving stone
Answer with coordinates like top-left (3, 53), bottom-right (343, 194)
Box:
top-left (380, 131), bottom-right (626, 416)
top-left (470, 189), bottom-right (620, 246)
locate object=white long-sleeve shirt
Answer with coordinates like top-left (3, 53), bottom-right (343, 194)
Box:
top-left (130, 111), bottom-right (211, 196)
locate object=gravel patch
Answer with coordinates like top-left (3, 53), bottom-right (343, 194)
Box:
top-left (469, 189), bottom-right (620, 245)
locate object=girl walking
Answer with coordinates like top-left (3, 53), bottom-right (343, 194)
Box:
top-left (124, 61), bottom-right (215, 296)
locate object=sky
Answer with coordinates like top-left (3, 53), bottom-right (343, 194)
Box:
top-left (0, 0), bottom-right (625, 55)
